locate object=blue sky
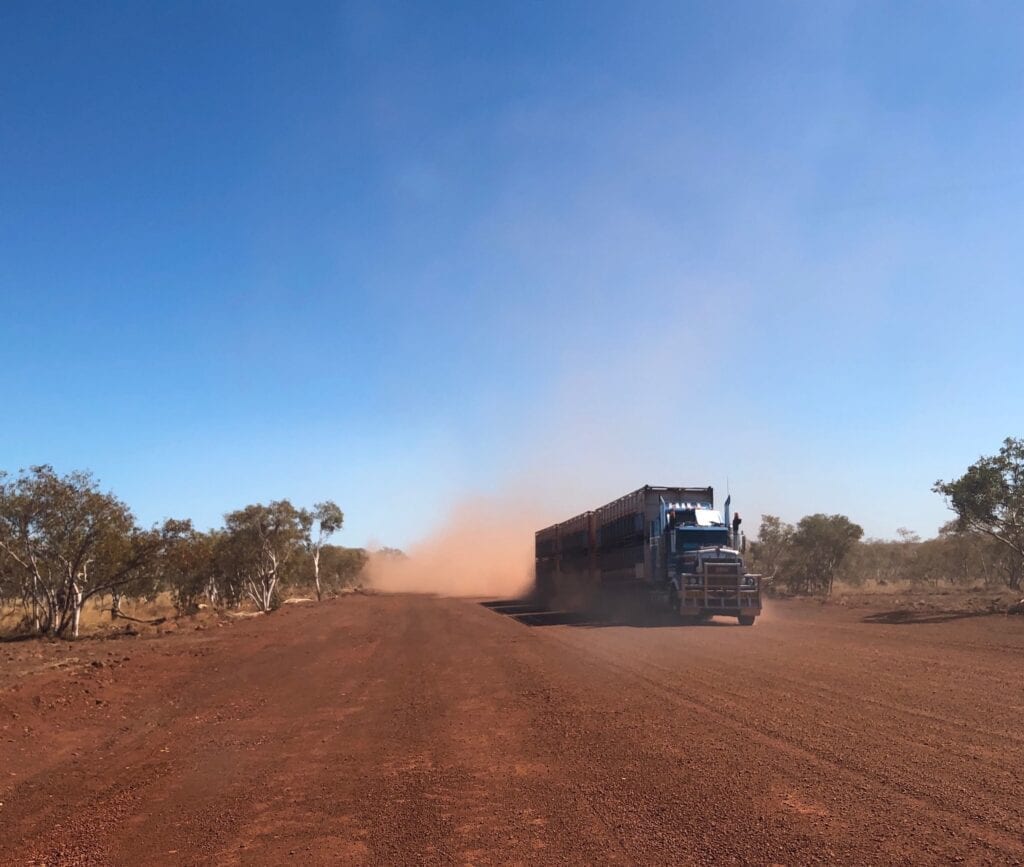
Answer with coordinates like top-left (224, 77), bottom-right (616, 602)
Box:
top-left (2, 1), bottom-right (1022, 547)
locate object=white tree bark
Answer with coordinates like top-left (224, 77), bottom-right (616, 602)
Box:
top-left (71, 581), bottom-right (82, 639)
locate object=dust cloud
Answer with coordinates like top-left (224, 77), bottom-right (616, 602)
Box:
top-left (365, 496), bottom-right (540, 598)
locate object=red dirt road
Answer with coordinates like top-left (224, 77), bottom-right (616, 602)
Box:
top-left (2, 595), bottom-right (1023, 865)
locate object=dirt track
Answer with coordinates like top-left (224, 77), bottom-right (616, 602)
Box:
top-left (2, 595), bottom-right (1023, 865)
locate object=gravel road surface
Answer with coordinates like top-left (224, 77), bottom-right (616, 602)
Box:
top-left (2, 595), bottom-right (1022, 865)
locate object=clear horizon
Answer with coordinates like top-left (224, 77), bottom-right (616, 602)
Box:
top-left (3, 2), bottom-right (1022, 548)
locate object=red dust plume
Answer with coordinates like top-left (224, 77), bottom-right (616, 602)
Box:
top-left (365, 497), bottom-right (539, 598)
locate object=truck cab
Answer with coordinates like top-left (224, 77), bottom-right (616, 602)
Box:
top-left (660, 502), bottom-right (761, 625)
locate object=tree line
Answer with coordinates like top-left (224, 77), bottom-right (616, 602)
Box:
top-left (0, 465), bottom-right (372, 638)
top-left (3, 437), bottom-right (1020, 632)
top-left (751, 438), bottom-right (1024, 595)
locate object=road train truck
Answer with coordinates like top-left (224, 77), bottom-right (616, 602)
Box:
top-left (535, 485), bottom-right (762, 625)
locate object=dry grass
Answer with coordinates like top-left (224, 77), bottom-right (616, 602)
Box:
top-left (1, 593), bottom-right (180, 638)
top-left (827, 578), bottom-right (1020, 615)
top-left (831, 577), bottom-right (980, 597)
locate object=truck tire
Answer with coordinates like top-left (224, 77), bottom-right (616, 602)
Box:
top-left (737, 615), bottom-right (756, 626)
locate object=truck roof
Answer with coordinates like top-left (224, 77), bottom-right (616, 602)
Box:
top-left (535, 484), bottom-right (715, 535)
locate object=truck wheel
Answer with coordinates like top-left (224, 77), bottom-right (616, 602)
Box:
top-left (737, 615), bottom-right (756, 626)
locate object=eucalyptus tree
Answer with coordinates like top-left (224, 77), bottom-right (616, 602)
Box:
top-left (934, 437), bottom-right (1024, 589)
top-left (220, 500), bottom-right (309, 612)
top-left (750, 515), bottom-right (794, 584)
top-left (155, 521), bottom-right (229, 613)
top-left (317, 544), bottom-right (368, 593)
top-left (306, 501), bottom-right (344, 601)
top-left (788, 513), bottom-right (864, 596)
top-left (0, 466), bottom-right (176, 637)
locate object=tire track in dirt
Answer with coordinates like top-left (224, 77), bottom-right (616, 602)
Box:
top-left (516, 607), bottom-right (1024, 860)
top-left (561, 629), bottom-right (1024, 834)
top-left (533, 625), bottom-right (1024, 858)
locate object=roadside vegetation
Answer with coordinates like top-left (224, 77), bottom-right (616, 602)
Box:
top-left (0, 465), bottom-right (372, 639)
top-left (752, 437), bottom-right (1024, 599)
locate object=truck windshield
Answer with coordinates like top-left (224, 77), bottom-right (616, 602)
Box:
top-left (669, 509), bottom-right (724, 527)
top-left (676, 528), bottom-right (729, 551)
top-left (694, 509), bottom-right (724, 527)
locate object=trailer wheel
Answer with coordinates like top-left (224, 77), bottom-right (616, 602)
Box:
top-left (737, 615), bottom-right (756, 626)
